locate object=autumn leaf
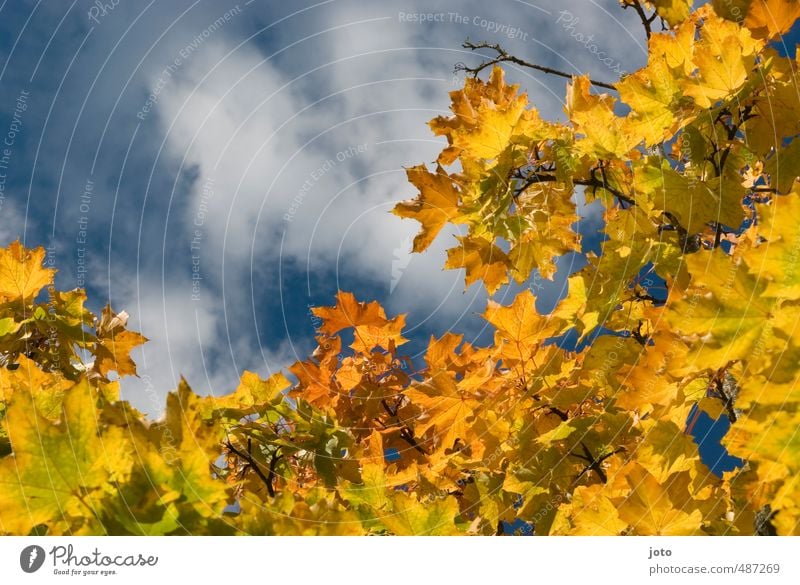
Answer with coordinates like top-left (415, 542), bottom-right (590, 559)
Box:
top-left (201, 370), bottom-right (291, 420)
top-left (0, 379), bottom-right (133, 535)
top-left (350, 314), bottom-right (408, 354)
top-left (92, 305), bottom-right (147, 378)
top-left (483, 288), bottom-right (563, 358)
top-left (311, 291), bottom-right (388, 335)
top-left (380, 492), bottom-right (460, 535)
top-left (136, 380), bottom-right (231, 523)
top-left (445, 235), bottom-right (509, 294)
top-left (650, 0), bottom-right (693, 26)
top-left (618, 465), bottom-right (705, 535)
top-left (429, 66), bottom-right (533, 166)
top-left (633, 157), bottom-right (745, 234)
top-left (0, 355), bottom-right (74, 421)
top-left (618, 22), bottom-right (696, 145)
top-left (551, 484), bottom-right (627, 535)
top-left (0, 241), bottom-right (55, 302)
top-left (726, 410), bottom-right (800, 477)
top-left (567, 76), bottom-right (640, 158)
top-left (393, 165), bottom-right (462, 253)
top-left (746, 191), bottom-right (800, 299)
top-left (666, 247), bottom-right (800, 369)
top-left (404, 370), bottom-right (480, 451)
top-left (764, 139), bottom-right (800, 195)
top-left (634, 420), bottom-right (704, 482)
top-left (744, 0), bottom-right (800, 39)
top-left (682, 9), bottom-right (762, 108)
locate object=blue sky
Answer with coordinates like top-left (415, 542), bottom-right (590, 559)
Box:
top-left (0, 0), bottom-right (659, 416)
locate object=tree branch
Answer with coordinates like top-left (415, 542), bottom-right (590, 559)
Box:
top-left (380, 399), bottom-right (428, 455)
top-left (512, 166), bottom-right (635, 207)
top-left (623, 1), bottom-right (657, 40)
top-left (399, 427), bottom-right (428, 455)
top-left (267, 450), bottom-right (282, 497)
top-left (711, 369), bottom-right (739, 424)
top-left (711, 105), bottom-right (753, 178)
top-left (570, 443), bottom-right (626, 486)
top-left (226, 440), bottom-right (280, 498)
top-left (457, 41), bottom-right (616, 90)
top-left (755, 505), bottom-right (778, 536)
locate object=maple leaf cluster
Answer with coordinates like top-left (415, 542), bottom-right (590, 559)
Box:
top-left (1, 0), bottom-right (800, 535)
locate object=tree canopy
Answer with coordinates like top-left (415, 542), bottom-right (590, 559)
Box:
top-left (2, 0), bottom-right (800, 535)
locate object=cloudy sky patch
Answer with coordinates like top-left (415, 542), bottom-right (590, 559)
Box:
top-left (0, 0), bottom-right (649, 415)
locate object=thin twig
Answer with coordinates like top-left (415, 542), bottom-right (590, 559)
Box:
top-left (457, 41), bottom-right (616, 90)
top-left (380, 399), bottom-right (428, 455)
top-left (712, 105), bottom-right (753, 178)
top-left (267, 450), bottom-right (282, 497)
top-left (226, 440), bottom-right (279, 497)
top-left (623, 1), bottom-right (657, 40)
top-left (399, 427), bottom-right (428, 455)
top-left (712, 371), bottom-right (738, 424)
top-left (512, 167), bottom-right (635, 207)
top-left (570, 443), bottom-right (625, 486)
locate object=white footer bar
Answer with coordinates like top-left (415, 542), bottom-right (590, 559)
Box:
top-left (0, 537), bottom-right (797, 584)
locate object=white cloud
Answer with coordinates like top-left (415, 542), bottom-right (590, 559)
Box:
top-left (108, 0), bottom-right (652, 410)
top-left (121, 281), bottom-right (297, 417)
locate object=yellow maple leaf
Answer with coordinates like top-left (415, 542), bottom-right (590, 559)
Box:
top-left (618, 465), bottom-right (705, 535)
top-left (618, 53), bottom-right (689, 147)
top-left (635, 420), bottom-right (703, 483)
top-left (483, 288), bottom-right (563, 360)
top-left (0, 355), bottom-right (74, 421)
top-left (551, 484), bottom-right (627, 535)
top-left (765, 139), bottom-right (800, 195)
top-left (666, 248), bottom-right (800, 369)
top-left (423, 332), bottom-right (464, 371)
top-left (0, 379), bottom-right (134, 535)
top-left (566, 76), bottom-right (640, 158)
top-left (445, 235), bottom-right (509, 294)
top-left (725, 410), bottom-right (800, 476)
top-left (381, 491), bottom-right (460, 535)
top-left (551, 275), bottom-right (599, 335)
top-left (633, 158), bottom-right (745, 234)
top-left (393, 165), bottom-right (462, 253)
top-left (351, 315), bottom-right (408, 354)
top-left (747, 192), bottom-right (800, 299)
top-left (201, 370), bottom-right (290, 419)
top-left (649, 0), bottom-right (693, 26)
top-left (92, 305), bottom-right (147, 377)
top-left (711, 0), bottom-right (751, 22)
top-left (311, 291), bottom-right (387, 335)
top-left (682, 10), bottom-right (761, 108)
top-left (0, 241), bottom-right (55, 302)
top-left (289, 337), bottom-right (341, 408)
top-left (508, 183), bottom-right (581, 281)
top-left (430, 66), bottom-right (534, 166)
top-left (404, 370), bottom-right (480, 451)
top-left (745, 0), bottom-right (800, 39)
